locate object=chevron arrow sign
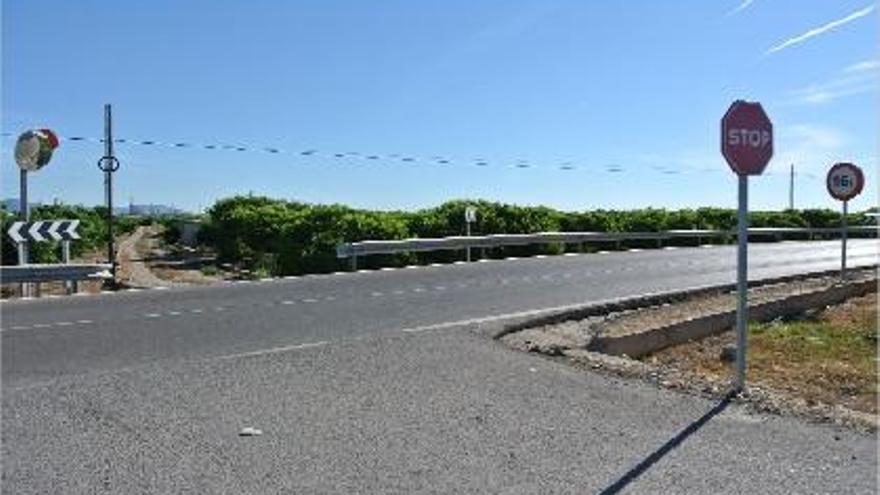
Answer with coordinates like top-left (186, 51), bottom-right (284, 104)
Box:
top-left (6, 220), bottom-right (82, 243)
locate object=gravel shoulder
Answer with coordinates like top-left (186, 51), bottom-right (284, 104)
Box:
top-left (502, 270), bottom-right (879, 431)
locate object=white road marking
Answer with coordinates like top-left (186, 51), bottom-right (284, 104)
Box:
top-left (302, 298), bottom-right (319, 303)
top-left (10, 326), bottom-right (30, 331)
top-left (628, 248), bottom-right (643, 252)
top-left (190, 309), bottom-right (204, 313)
top-left (154, 286), bottom-right (170, 290)
top-left (392, 290), bottom-right (405, 295)
top-left (214, 341), bottom-right (329, 360)
top-left (77, 319), bottom-right (93, 324)
top-left (33, 324), bottom-right (51, 329)
top-left (564, 252), bottom-right (580, 257)
top-left (55, 322), bottom-right (73, 327)
top-left (213, 306), bottom-right (226, 311)
top-left (145, 313), bottom-right (161, 318)
top-left (167, 311), bottom-right (182, 316)
top-left (281, 300), bottom-right (295, 305)
top-left (412, 287), bottom-right (426, 293)
top-left (380, 267), bottom-right (397, 271)
top-left (371, 292), bottom-right (384, 297)
top-left (324, 295), bottom-right (336, 301)
top-left (433, 286), bottom-right (447, 291)
top-left (663, 246), bottom-right (679, 250)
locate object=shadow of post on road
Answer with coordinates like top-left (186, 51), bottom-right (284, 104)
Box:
top-left (597, 391), bottom-right (736, 495)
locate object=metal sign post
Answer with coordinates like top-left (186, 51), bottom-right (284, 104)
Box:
top-left (826, 162), bottom-right (864, 282)
top-left (721, 100), bottom-right (773, 393)
top-left (13, 128), bottom-right (59, 297)
top-left (735, 175), bottom-right (748, 391)
top-left (18, 169), bottom-right (29, 296)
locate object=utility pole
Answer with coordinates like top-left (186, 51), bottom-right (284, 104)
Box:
top-left (98, 104), bottom-right (120, 284)
top-left (788, 163), bottom-right (794, 210)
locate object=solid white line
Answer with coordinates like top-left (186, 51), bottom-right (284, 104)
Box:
top-left (215, 341), bottom-right (329, 360)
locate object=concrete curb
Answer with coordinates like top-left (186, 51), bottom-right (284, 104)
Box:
top-left (485, 265), bottom-right (877, 340)
top-left (588, 277), bottom-right (877, 358)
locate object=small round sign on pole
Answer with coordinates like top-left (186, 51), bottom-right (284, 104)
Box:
top-left (826, 163), bottom-right (864, 282)
top-left (464, 206), bottom-right (477, 262)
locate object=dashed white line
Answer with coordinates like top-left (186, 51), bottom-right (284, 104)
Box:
top-left (76, 319), bottom-right (94, 325)
top-left (281, 300), bottom-right (295, 305)
top-left (392, 290), bottom-right (405, 295)
top-left (190, 309), bottom-right (204, 314)
top-left (33, 323), bottom-right (51, 329)
top-left (145, 313), bottom-right (161, 318)
top-left (301, 298), bottom-right (319, 303)
top-left (433, 286), bottom-right (447, 291)
top-left (55, 322), bottom-right (74, 327)
top-left (167, 311), bottom-right (182, 316)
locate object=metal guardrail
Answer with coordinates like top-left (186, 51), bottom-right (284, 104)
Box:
top-left (0, 264), bottom-right (112, 284)
top-left (336, 226), bottom-right (877, 269)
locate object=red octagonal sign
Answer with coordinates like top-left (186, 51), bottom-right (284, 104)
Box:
top-left (721, 100), bottom-right (773, 176)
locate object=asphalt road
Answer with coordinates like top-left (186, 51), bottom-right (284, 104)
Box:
top-left (2, 239), bottom-right (877, 386)
top-left (2, 239), bottom-right (878, 493)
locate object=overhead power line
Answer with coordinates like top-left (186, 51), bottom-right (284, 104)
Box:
top-left (0, 131), bottom-right (818, 178)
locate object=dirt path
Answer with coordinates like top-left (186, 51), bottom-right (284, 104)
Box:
top-left (117, 225), bottom-right (177, 288)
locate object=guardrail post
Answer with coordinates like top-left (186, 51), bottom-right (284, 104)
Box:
top-left (61, 240), bottom-right (77, 294)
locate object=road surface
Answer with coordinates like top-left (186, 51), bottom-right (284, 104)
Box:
top-left (2, 239), bottom-right (877, 493)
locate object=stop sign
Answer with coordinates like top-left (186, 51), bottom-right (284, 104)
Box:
top-left (721, 100), bottom-right (773, 175)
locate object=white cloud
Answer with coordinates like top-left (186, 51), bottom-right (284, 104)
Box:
top-left (844, 59), bottom-right (880, 73)
top-left (773, 124), bottom-right (848, 174)
top-left (728, 0), bottom-right (756, 16)
top-left (766, 4), bottom-right (876, 54)
top-left (787, 60), bottom-right (879, 104)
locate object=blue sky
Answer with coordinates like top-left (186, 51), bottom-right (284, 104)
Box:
top-left (2, 0), bottom-right (877, 212)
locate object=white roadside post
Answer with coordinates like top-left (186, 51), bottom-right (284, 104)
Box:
top-left (721, 100), bottom-right (773, 393)
top-left (825, 163), bottom-right (865, 282)
top-left (465, 206), bottom-right (477, 262)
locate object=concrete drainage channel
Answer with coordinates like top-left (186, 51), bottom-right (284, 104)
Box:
top-left (491, 266), bottom-right (878, 430)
